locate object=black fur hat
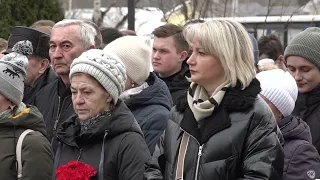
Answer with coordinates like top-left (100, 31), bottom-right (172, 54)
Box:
top-left (4, 26), bottom-right (50, 61)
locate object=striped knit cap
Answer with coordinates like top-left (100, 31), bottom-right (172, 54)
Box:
top-left (284, 27), bottom-right (320, 69)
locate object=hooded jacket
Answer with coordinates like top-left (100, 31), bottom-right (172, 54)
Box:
top-left (23, 67), bottom-right (57, 105)
top-left (292, 87), bottom-right (320, 153)
top-left (158, 63), bottom-right (190, 105)
top-left (53, 100), bottom-right (151, 180)
top-left (124, 72), bottom-right (172, 153)
top-left (0, 106), bottom-right (53, 180)
top-left (279, 115), bottom-right (320, 180)
top-left (144, 79), bottom-right (284, 180)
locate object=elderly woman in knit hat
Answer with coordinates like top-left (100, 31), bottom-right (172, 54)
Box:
top-left (285, 27), bottom-right (320, 153)
top-left (53, 49), bottom-right (150, 180)
top-left (104, 35), bottom-right (172, 154)
top-left (0, 41), bottom-right (53, 180)
top-left (145, 20), bottom-right (283, 180)
top-left (257, 68), bottom-right (320, 180)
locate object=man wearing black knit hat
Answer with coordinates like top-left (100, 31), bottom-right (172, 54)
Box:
top-left (285, 27), bottom-right (320, 154)
top-left (3, 26), bottom-right (58, 105)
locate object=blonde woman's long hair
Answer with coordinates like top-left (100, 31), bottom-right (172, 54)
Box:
top-left (183, 20), bottom-right (256, 89)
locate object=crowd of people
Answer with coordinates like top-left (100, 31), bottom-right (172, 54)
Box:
top-left (0, 18), bottom-right (319, 180)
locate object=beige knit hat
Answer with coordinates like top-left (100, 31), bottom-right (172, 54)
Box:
top-left (103, 36), bottom-right (152, 85)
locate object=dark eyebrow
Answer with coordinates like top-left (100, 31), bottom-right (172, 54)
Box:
top-left (287, 65), bottom-right (312, 69)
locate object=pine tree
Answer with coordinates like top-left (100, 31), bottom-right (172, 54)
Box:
top-left (0, 0), bottom-right (64, 39)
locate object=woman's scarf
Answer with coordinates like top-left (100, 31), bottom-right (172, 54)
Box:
top-left (187, 82), bottom-right (230, 121)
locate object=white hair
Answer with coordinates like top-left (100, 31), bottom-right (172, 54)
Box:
top-left (53, 19), bottom-right (97, 48)
top-left (183, 20), bottom-right (256, 89)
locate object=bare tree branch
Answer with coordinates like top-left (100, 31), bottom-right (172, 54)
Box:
top-left (115, 0), bottom-right (141, 28)
top-left (223, 0), bottom-right (229, 17)
top-left (311, 0), bottom-right (319, 14)
top-left (199, 0), bottom-right (210, 18)
top-left (263, 0), bottom-right (275, 35)
top-left (191, 0), bottom-right (198, 19)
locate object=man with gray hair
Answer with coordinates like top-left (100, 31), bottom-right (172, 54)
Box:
top-left (34, 19), bottom-right (99, 143)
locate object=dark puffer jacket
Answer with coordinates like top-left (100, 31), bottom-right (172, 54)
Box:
top-left (34, 78), bottom-right (74, 143)
top-left (23, 67), bottom-right (57, 105)
top-left (124, 72), bottom-right (172, 153)
top-left (158, 63), bottom-right (190, 106)
top-left (292, 87), bottom-right (320, 153)
top-left (53, 100), bottom-right (151, 180)
top-left (279, 115), bottom-right (320, 180)
top-left (0, 106), bottom-right (53, 180)
top-left (144, 79), bottom-right (284, 180)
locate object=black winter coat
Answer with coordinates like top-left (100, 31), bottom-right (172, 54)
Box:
top-left (292, 87), bottom-right (320, 153)
top-left (125, 73), bottom-right (172, 153)
top-left (23, 67), bottom-right (57, 105)
top-left (158, 63), bottom-right (190, 106)
top-left (34, 78), bottom-right (74, 142)
top-left (54, 101), bottom-right (151, 180)
top-left (279, 115), bottom-right (320, 180)
top-left (144, 79), bottom-right (284, 180)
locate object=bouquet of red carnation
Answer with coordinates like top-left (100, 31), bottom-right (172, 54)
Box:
top-left (56, 160), bottom-right (97, 180)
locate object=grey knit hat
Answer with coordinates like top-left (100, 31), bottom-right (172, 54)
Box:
top-left (0, 40), bottom-right (32, 105)
top-left (69, 49), bottom-right (127, 104)
top-left (284, 27), bottom-right (320, 69)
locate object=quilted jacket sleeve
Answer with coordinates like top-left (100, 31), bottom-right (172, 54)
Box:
top-left (284, 143), bottom-right (320, 180)
top-left (143, 131), bottom-right (165, 180)
top-left (238, 110), bottom-right (284, 180)
top-left (142, 111), bottom-right (168, 154)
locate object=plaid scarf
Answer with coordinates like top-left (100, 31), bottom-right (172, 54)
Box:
top-left (187, 82), bottom-right (230, 121)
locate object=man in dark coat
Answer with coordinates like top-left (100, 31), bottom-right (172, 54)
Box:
top-left (152, 24), bottom-right (190, 105)
top-left (34, 20), bottom-right (99, 143)
top-left (285, 27), bottom-right (320, 153)
top-left (3, 26), bottom-right (57, 105)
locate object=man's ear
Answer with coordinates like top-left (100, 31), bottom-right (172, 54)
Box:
top-left (88, 44), bottom-right (95, 50)
top-left (39, 59), bottom-right (50, 74)
top-left (278, 55), bottom-right (285, 64)
top-left (178, 51), bottom-right (188, 62)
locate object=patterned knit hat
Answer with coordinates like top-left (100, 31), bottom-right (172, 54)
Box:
top-left (0, 40), bottom-right (32, 105)
top-left (69, 49), bottom-right (127, 104)
top-left (104, 36), bottom-right (152, 85)
top-left (284, 27), bottom-right (320, 69)
top-left (256, 69), bottom-right (298, 117)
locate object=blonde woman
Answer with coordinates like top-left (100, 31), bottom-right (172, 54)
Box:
top-left (144, 20), bottom-right (284, 179)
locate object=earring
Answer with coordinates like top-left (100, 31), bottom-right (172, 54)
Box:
top-left (131, 83), bottom-right (135, 88)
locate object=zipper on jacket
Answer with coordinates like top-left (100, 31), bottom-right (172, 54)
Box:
top-left (77, 148), bottom-right (83, 161)
top-left (194, 145), bottom-right (203, 180)
top-left (180, 129), bottom-right (203, 180)
top-left (53, 96), bottom-right (61, 132)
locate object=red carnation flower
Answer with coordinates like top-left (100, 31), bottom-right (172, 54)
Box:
top-left (56, 160), bottom-right (97, 180)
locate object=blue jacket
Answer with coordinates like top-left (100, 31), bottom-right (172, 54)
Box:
top-left (124, 72), bottom-right (172, 153)
top-left (279, 115), bottom-right (320, 180)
